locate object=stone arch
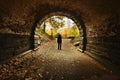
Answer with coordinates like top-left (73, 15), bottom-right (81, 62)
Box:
top-left (31, 9), bottom-right (87, 52)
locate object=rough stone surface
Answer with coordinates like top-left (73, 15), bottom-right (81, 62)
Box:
top-left (0, 34), bottom-right (31, 62)
top-left (0, 0), bottom-right (120, 65)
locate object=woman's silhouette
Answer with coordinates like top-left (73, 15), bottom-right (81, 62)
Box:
top-left (57, 34), bottom-right (62, 50)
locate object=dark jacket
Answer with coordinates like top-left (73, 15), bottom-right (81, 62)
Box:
top-left (57, 34), bottom-right (62, 43)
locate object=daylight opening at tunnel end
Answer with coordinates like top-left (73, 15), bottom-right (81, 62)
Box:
top-left (34, 15), bottom-right (81, 48)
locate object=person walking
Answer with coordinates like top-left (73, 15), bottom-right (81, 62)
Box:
top-left (57, 34), bottom-right (62, 50)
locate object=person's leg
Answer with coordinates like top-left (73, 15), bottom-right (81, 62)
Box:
top-left (60, 43), bottom-right (61, 50)
top-left (58, 43), bottom-right (60, 50)
top-left (58, 43), bottom-right (59, 50)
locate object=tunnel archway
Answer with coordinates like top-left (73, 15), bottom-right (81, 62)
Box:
top-left (32, 10), bottom-right (87, 52)
top-left (0, 1), bottom-right (120, 78)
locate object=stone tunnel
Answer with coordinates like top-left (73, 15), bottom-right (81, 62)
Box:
top-left (0, 0), bottom-right (120, 80)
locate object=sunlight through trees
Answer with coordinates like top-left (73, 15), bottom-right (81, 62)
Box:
top-left (37, 16), bottom-right (80, 38)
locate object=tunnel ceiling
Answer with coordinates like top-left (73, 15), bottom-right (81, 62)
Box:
top-left (0, 0), bottom-right (120, 34)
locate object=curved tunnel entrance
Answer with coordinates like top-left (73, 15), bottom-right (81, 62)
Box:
top-left (33, 11), bottom-right (87, 52)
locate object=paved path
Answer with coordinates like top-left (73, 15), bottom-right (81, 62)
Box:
top-left (0, 39), bottom-right (119, 80)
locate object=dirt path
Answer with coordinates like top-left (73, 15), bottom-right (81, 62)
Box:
top-left (0, 39), bottom-right (119, 80)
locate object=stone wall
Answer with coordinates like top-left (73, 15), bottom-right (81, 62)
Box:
top-left (86, 37), bottom-right (120, 63)
top-left (85, 14), bottom-right (120, 65)
top-left (0, 34), bottom-right (31, 62)
top-left (0, 0), bottom-right (120, 65)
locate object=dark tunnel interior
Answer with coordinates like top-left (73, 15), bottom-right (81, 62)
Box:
top-left (0, 0), bottom-right (120, 80)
